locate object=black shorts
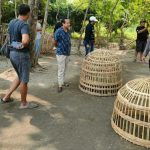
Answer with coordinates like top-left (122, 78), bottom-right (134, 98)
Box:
top-left (136, 40), bottom-right (147, 52)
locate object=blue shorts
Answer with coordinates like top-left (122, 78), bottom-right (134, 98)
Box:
top-left (10, 50), bottom-right (31, 83)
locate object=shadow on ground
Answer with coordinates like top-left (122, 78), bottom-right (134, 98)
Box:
top-left (0, 51), bottom-right (149, 150)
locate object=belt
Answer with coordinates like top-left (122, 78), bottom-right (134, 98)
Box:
top-left (9, 47), bottom-right (29, 53)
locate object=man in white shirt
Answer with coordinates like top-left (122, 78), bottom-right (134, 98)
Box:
top-left (35, 17), bottom-right (42, 60)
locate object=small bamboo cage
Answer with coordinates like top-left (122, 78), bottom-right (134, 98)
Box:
top-left (111, 78), bottom-right (150, 148)
top-left (79, 49), bottom-right (122, 96)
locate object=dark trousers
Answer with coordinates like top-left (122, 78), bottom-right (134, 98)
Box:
top-left (83, 40), bottom-right (94, 55)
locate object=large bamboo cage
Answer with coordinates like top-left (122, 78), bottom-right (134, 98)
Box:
top-left (111, 78), bottom-right (150, 148)
top-left (79, 49), bottom-right (122, 96)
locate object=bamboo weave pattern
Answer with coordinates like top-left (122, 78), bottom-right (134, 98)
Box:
top-left (79, 49), bottom-right (122, 96)
top-left (111, 78), bottom-right (150, 148)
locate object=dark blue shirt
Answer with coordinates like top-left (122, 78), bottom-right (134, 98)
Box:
top-left (8, 19), bottom-right (30, 52)
top-left (54, 27), bottom-right (71, 56)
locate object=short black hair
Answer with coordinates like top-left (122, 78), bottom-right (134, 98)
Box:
top-left (140, 20), bottom-right (146, 23)
top-left (61, 18), bottom-right (69, 24)
top-left (18, 4), bottom-right (30, 16)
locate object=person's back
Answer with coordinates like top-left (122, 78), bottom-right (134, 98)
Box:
top-left (9, 19), bottom-right (29, 52)
top-left (1, 4), bottom-right (38, 109)
top-left (84, 23), bottom-right (95, 42)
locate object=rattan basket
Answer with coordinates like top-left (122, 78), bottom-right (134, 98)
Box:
top-left (111, 78), bottom-right (150, 148)
top-left (79, 49), bottom-right (122, 96)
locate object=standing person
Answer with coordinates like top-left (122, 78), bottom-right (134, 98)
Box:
top-left (34, 16), bottom-right (43, 62)
top-left (0, 4), bottom-right (38, 109)
top-left (54, 19), bottom-right (71, 93)
top-left (134, 20), bottom-right (149, 62)
top-left (84, 16), bottom-right (98, 55)
top-left (142, 37), bottom-right (150, 61)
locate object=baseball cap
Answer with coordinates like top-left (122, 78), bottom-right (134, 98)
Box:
top-left (89, 16), bottom-right (98, 22)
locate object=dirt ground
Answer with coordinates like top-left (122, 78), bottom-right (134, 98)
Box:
top-left (0, 49), bottom-right (150, 150)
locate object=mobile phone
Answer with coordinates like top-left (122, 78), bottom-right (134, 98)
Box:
top-left (11, 41), bottom-right (23, 49)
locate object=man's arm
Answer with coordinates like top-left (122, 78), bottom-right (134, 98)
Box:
top-left (137, 27), bottom-right (148, 34)
top-left (53, 30), bottom-right (60, 47)
top-left (21, 24), bottom-right (30, 47)
top-left (22, 34), bottom-right (30, 46)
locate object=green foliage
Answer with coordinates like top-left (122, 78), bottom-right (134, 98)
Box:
top-left (1, 0), bottom-right (150, 43)
top-left (2, 1), bottom-right (15, 23)
top-left (71, 32), bottom-right (80, 39)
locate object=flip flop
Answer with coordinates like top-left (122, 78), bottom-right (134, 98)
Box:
top-left (0, 98), bottom-right (14, 104)
top-left (19, 102), bottom-right (39, 109)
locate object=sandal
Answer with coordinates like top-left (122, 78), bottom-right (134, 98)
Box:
top-left (19, 102), bottom-right (39, 109)
top-left (0, 98), bottom-right (14, 104)
top-left (62, 83), bottom-right (69, 87)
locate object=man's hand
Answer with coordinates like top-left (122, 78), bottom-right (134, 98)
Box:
top-left (16, 44), bottom-right (24, 49)
top-left (53, 40), bottom-right (58, 47)
top-left (138, 27), bottom-right (148, 34)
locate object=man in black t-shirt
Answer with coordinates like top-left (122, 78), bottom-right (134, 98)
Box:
top-left (135, 20), bottom-right (149, 62)
top-left (84, 16), bottom-right (98, 55)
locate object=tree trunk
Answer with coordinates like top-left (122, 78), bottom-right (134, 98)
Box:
top-left (67, 5), bottom-right (70, 19)
top-left (28, 0), bottom-right (37, 67)
top-left (95, 22), bottom-right (101, 48)
top-left (42, 0), bottom-right (49, 40)
top-left (0, 0), bottom-right (2, 46)
top-left (40, 0), bottom-right (49, 54)
top-left (119, 24), bottom-right (126, 50)
top-left (107, 0), bottom-right (119, 42)
top-left (77, 0), bottom-right (91, 55)
top-left (0, 0), bottom-right (2, 25)
top-left (15, 0), bottom-right (18, 18)
top-left (56, 6), bottom-right (59, 21)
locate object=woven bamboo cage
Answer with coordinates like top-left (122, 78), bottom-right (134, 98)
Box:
top-left (79, 49), bottom-right (122, 96)
top-left (111, 78), bottom-right (150, 148)
top-left (41, 33), bottom-right (54, 54)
